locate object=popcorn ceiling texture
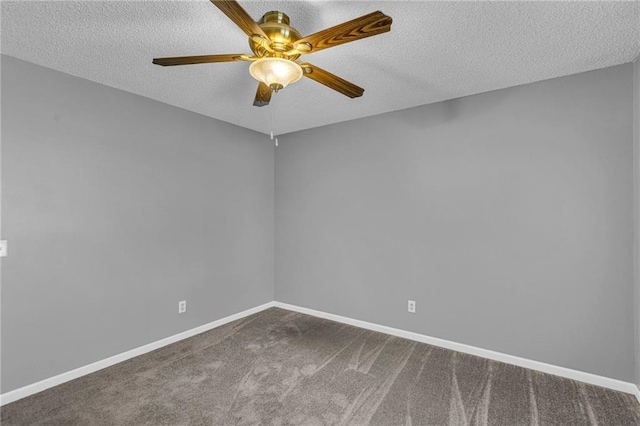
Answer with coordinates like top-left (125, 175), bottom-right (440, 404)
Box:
top-left (1, 1), bottom-right (639, 135)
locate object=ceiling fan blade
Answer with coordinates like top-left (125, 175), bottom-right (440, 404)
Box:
top-left (253, 82), bottom-right (272, 107)
top-left (299, 62), bottom-right (364, 98)
top-left (293, 11), bottom-right (392, 54)
top-left (152, 54), bottom-right (249, 66)
top-left (210, 0), bottom-right (269, 41)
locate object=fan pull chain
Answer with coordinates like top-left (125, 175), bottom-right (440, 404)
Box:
top-left (270, 102), bottom-right (279, 148)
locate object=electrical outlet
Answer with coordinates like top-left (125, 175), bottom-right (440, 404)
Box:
top-left (178, 300), bottom-right (187, 314)
top-left (408, 300), bottom-right (416, 313)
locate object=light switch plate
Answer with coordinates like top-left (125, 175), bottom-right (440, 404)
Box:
top-left (0, 240), bottom-right (7, 257)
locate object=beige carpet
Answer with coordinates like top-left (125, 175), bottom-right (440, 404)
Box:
top-left (2, 307), bottom-right (639, 425)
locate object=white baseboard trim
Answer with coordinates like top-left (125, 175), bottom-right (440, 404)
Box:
top-left (273, 301), bottom-right (640, 402)
top-left (0, 301), bottom-right (276, 406)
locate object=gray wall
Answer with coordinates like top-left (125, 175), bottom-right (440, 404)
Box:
top-left (275, 64), bottom-right (635, 382)
top-left (634, 58), bottom-right (640, 388)
top-left (1, 56), bottom-right (274, 393)
top-left (2, 55), bottom-right (636, 393)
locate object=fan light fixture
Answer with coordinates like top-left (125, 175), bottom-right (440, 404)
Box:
top-left (249, 58), bottom-right (303, 92)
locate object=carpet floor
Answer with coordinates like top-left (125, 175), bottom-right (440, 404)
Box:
top-left (2, 307), bottom-right (640, 425)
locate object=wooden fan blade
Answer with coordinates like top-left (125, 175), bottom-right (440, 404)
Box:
top-left (293, 11), bottom-right (392, 54)
top-left (152, 54), bottom-right (248, 66)
top-left (210, 0), bottom-right (268, 40)
top-left (299, 62), bottom-right (364, 98)
top-left (253, 82), bottom-right (272, 107)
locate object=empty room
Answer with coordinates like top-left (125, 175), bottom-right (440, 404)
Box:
top-left (1, 0), bottom-right (640, 424)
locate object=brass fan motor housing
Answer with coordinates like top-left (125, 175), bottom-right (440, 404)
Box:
top-left (249, 11), bottom-right (302, 60)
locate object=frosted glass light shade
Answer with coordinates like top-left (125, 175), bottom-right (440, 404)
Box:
top-left (249, 58), bottom-right (303, 91)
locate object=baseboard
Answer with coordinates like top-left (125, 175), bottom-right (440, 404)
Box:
top-left (0, 301), bottom-right (276, 406)
top-left (273, 301), bottom-right (640, 401)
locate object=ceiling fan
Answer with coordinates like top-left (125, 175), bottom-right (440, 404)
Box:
top-left (152, 0), bottom-right (392, 107)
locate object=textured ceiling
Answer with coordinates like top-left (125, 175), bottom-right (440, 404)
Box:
top-left (2, 1), bottom-right (639, 135)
